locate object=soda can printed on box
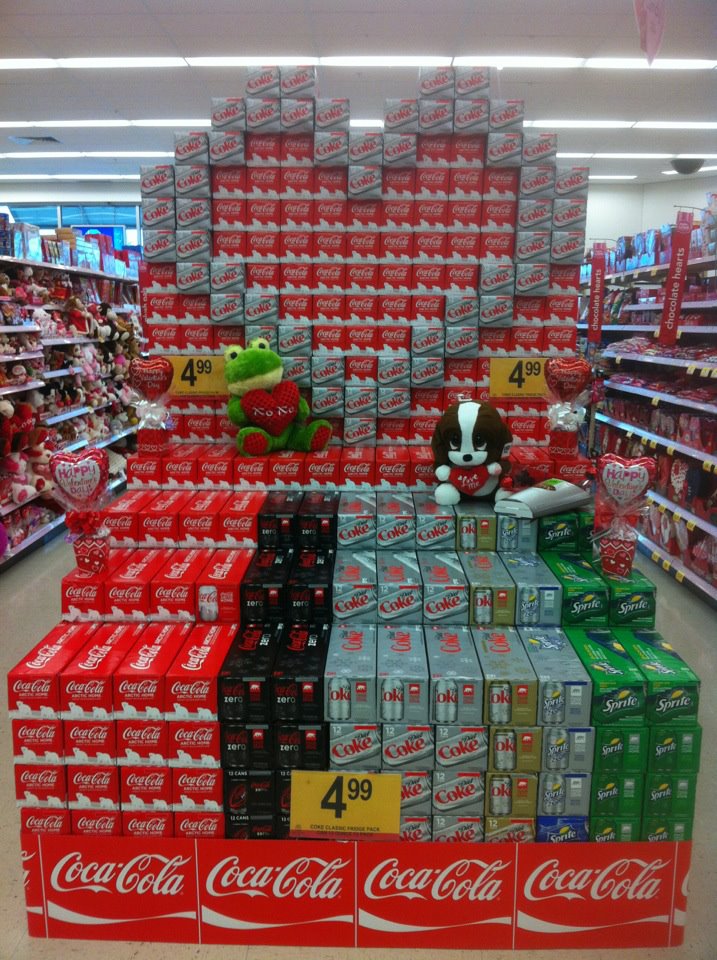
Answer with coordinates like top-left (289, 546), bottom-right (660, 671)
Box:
top-left (245, 97), bottom-right (281, 132)
top-left (522, 132), bottom-right (558, 165)
top-left (211, 97), bottom-right (246, 131)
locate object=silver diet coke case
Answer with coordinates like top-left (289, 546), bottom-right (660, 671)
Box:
top-left (417, 550), bottom-right (469, 624)
top-left (424, 624), bottom-right (483, 725)
top-left (376, 551), bottom-right (423, 624)
top-left (328, 723), bottom-right (382, 771)
top-left (400, 771), bottom-right (432, 816)
top-left (434, 724), bottom-right (489, 771)
top-left (382, 724), bottom-right (435, 771)
top-left (432, 769), bottom-right (485, 815)
top-left (337, 492), bottom-right (377, 548)
top-left (333, 551), bottom-right (378, 622)
top-left (376, 624), bottom-right (429, 723)
top-left (324, 624), bottom-right (377, 723)
top-left (412, 494), bottom-right (456, 550)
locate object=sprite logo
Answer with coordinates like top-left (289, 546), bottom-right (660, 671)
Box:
top-left (593, 660), bottom-right (622, 676)
top-left (655, 738), bottom-right (676, 758)
top-left (601, 737), bottom-right (624, 759)
top-left (596, 783), bottom-right (619, 803)
top-left (544, 522), bottom-right (573, 544)
top-left (595, 827), bottom-right (617, 842)
top-left (550, 825), bottom-right (577, 842)
top-left (603, 689), bottom-right (640, 715)
top-left (655, 689), bottom-right (693, 714)
top-left (648, 827), bottom-right (669, 841)
top-left (650, 782), bottom-right (672, 803)
top-left (569, 592), bottom-right (604, 618)
top-left (616, 593), bottom-right (652, 617)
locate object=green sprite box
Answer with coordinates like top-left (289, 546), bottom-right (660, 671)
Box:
top-left (590, 816), bottom-right (641, 842)
top-left (538, 512), bottom-right (578, 552)
top-left (590, 771), bottom-right (644, 818)
top-left (612, 629), bottom-right (700, 725)
top-left (541, 553), bottom-right (609, 626)
top-left (596, 568), bottom-right (657, 628)
top-left (577, 508), bottom-right (595, 555)
top-left (648, 724), bottom-right (702, 774)
top-left (566, 629), bottom-right (646, 725)
top-left (593, 725), bottom-right (649, 773)
top-left (641, 817), bottom-right (693, 842)
top-left (643, 773), bottom-right (697, 818)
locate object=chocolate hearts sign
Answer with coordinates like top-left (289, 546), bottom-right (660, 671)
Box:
top-left (50, 450), bottom-right (110, 510)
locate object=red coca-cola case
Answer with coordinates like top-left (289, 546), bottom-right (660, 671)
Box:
top-left (21, 807), bottom-right (71, 834)
top-left (172, 767), bottom-right (224, 811)
top-left (126, 453), bottom-right (163, 488)
top-left (178, 491), bottom-right (232, 545)
top-left (114, 623), bottom-right (194, 720)
top-left (216, 491), bottom-right (265, 546)
top-left (63, 718), bottom-right (116, 765)
top-left (168, 719), bottom-right (221, 768)
top-left (103, 490), bottom-right (159, 546)
top-left (150, 549), bottom-right (215, 622)
top-left (121, 810), bottom-right (175, 837)
top-left (138, 490), bottom-right (195, 545)
top-left (197, 445), bottom-right (237, 488)
top-left (61, 548), bottom-right (136, 621)
top-left (234, 454), bottom-right (270, 487)
top-left (116, 718), bottom-right (168, 767)
top-left (71, 809), bottom-right (122, 836)
top-left (305, 448), bottom-right (342, 487)
top-left (162, 447), bottom-right (201, 488)
top-left (195, 549), bottom-right (255, 624)
top-left (120, 765), bottom-right (173, 808)
top-left (105, 550), bottom-right (175, 621)
top-left (174, 810), bottom-right (225, 837)
top-left (67, 763), bottom-right (120, 809)
top-left (340, 447), bottom-right (376, 487)
top-left (12, 717), bottom-right (63, 763)
top-left (15, 763), bottom-right (67, 808)
top-left (165, 623), bottom-right (238, 719)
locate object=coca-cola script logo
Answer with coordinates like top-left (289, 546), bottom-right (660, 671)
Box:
top-left (50, 851), bottom-right (188, 895)
top-left (365, 857), bottom-right (508, 901)
top-left (524, 857), bottom-right (669, 902)
top-left (206, 855), bottom-right (349, 899)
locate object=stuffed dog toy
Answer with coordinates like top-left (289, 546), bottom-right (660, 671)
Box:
top-left (431, 400), bottom-right (512, 505)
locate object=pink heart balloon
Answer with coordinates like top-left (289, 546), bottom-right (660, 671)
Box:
top-left (598, 454), bottom-right (655, 509)
top-left (50, 449), bottom-right (109, 509)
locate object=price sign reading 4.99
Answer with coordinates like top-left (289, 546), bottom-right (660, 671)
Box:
top-left (290, 771), bottom-right (401, 840)
top-left (489, 357), bottom-right (547, 398)
top-left (168, 355), bottom-right (226, 396)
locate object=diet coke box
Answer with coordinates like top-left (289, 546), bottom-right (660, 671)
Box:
top-left (280, 99), bottom-right (314, 133)
top-left (519, 164), bottom-right (556, 199)
top-left (480, 260), bottom-right (515, 294)
top-left (454, 65), bottom-right (490, 98)
top-left (345, 385), bottom-right (378, 418)
top-left (522, 132), bottom-right (558, 165)
top-left (377, 355), bottom-right (410, 385)
top-left (412, 493), bottom-right (456, 550)
top-left (400, 816), bottom-right (432, 841)
top-left (246, 66), bottom-right (280, 96)
top-left (348, 165), bottom-right (382, 199)
top-left (333, 551), bottom-right (377, 622)
top-left (417, 551), bottom-right (470, 624)
top-left (418, 65), bottom-right (455, 98)
top-left (552, 196), bottom-right (588, 230)
top-left (486, 132), bottom-right (522, 167)
top-left (210, 293), bottom-right (244, 324)
top-left (277, 322), bottom-right (312, 355)
top-left (376, 624), bottom-right (429, 723)
top-left (515, 230), bottom-right (552, 263)
top-left (172, 767), bottom-right (223, 812)
top-left (106, 549), bottom-right (175, 620)
top-left (114, 622), bottom-right (193, 720)
top-left (328, 723), bottom-right (381, 770)
top-left (435, 723), bottom-right (489, 771)
top-left (142, 196), bottom-right (175, 229)
top-left (245, 97), bottom-right (281, 133)
top-left (175, 131), bottom-right (208, 165)
top-left (425, 624), bottom-right (484, 726)
top-left (115, 717), bottom-right (168, 766)
top-left (315, 98), bottom-right (350, 131)
top-left (209, 131), bottom-right (246, 166)
top-left (337, 491), bottom-right (377, 548)
top-left (411, 323), bottom-right (444, 355)
top-left (383, 133), bottom-right (418, 167)
top-left (244, 292), bottom-right (279, 323)
top-left (410, 356), bottom-right (445, 386)
top-left (211, 97), bottom-right (246, 132)
top-left (281, 355), bottom-right (311, 387)
top-left (489, 100), bottom-right (525, 131)
top-left (551, 230), bottom-right (586, 264)
top-left (314, 131), bottom-right (349, 166)
top-left (432, 770), bottom-right (485, 815)
top-left (218, 622), bottom-right (282, 723)
top-left (453, 99), bottom-right (490, 134)
top-left (444, 325), bottom-right (480, 357)
top-left (150, 548), bottom-right (215, 622)
top-left (140, 164), bottom-right (175, 197)
top-left (176, 263), bottom-right (210, 294)
top-left (175, 164), bottom-right (211, 198)
top-left (70, 810), bottom-right (119, 835)
top-left (377, 386), bottom-right (411, 419)
top-left (143, 230), bottom-right (176, 262)
top-left (176, 229), bottom-right (211, 262)
top-left (377, 551), bottom-right (423, 624)
top-left (384, 99), bottom-right (419, 132)
top-left (60, 623), bottom-right (146, 720)
top-left (515, 262), bottom-right (550, 295)
top-left (61, 548), bottom-right (136, 619)
top-left (12, 714), bottom-right (63, 764)
top-left (518, 198), bottom-right (553, 230)
top-left (14, 763), bottom-right (66, 808)
top-left (555, 165), bottom-right (590, 199)
top-left (444, 294), bottom-right (479, 326)
top-left (342, 417), bottom-right (376, 446)
top-left (324, 623), bottom-right (377, 724)
top-left (382, 724), bottom-right (434, 771)
top-left (432, 814), bottom-right (484, 842)
top-left (280, 64), bottom-right (316, 97)
top-left (349, 131), bottom-right (384, 165)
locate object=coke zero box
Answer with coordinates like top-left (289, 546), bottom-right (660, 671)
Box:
top-left (168, 718), bottom-right (221, 768)
top-left (61, 548), bottom-right (137, 621)
top-left (67, 763), bottom-right (119, 810)
top-left (328, 722), bottom-right (381, 770)
top-left (412, 493), bottom-right (456, 550)
top-left (613, 629), bottom-right (700, 725)
top-left (271, 623), bottom-right (329, 723)
top-left (535, 815), bottom-right (588, 842)
top-left (454, 502), bottom-right (497, 551)
top-left (648, 723), bottom-right (701, 774)
top-left (12, 716), bottom-right (63, 764)
top-left (120, 764), bottom-right (171, 809)
top-left (324, 624), bottom-right (377, 723)
top-left (434, 724), bottom-right (489, 771)
top-left (484, 816), bottom-right (535, 842)
top-left (59, 623), bottom-right (146, 720)
top-left (566, 629), bottom-right (647, 726)
top-left (500, 552), bottom-right (563, 627)
top-left (165, 623), bottom-right (239, 720)
top-left (376, 550), bottom-right (423, 624)
top-left (8, 623), bottom-right (99, 719)
top-left (219, 622), bottom-right (282, 723)
top-left (377, 624), bottom-right (429, 723)
top-left (14, 763), bottom-right (66, 808)
top-left (382, 724), bottom-right (435, 771)
top-left (286, 549), bottom-right (334, 624)
top-left (258, 491), bottom-right (303, 549)
top-left (177, 491), bottom-right (232, 546)
top-left (225, 812), bottom-right (276, 840)
top-left (70, 810), bottom-right (121, 836)
top-left (150, 548), bottom-right (215, 622)
top-left (337, 492), bottom-right (377, 548)
top-left (590, 771), bottom-right (644, 818)
top-left (220, 724), bottom-right (272, 770)
top-left (485, 771), bottom-right (537, 818)
top-left (376, 491), bottom-right (415, 549)
top-left (223, 769), bottom-right (275, 818)
top-left (432, 768), bottom-right (485, 816)
top-left (424, 624), bottom-right (484, 725)
top-left (195, 549), bottom-right (254, 624)
top-left (488, 726), bottom-right (543, 773)
top-left (296, 490), bottom-right (339, 549)
top-left (121, 810), bottom-right (173, 837)
top-left (175, 810), bottom-right (225, 837)
top-left (333, 551), bottom-right (378, 621)
top-left (416, 550), bottom-right (469, 624)
top-left (240, 548), bottom-right (294, 622)
top-left (217, 491), bottom-right (266, 546)
top-left (537, 771), bottom-right (591, 816)
top-left (518, 626), bottom-right (592, 726)
top-left (114, 622), bottom-right (194, 719)
top-left (400, 816), bottom-right (432, 842)
top-left (473, 626), bottom-right (538, 726)
top-left (103, 490), bottom-right (159, 546)
top-left (275, 724), bottom-right (327, 770)
top-left (458, 552), bottom-right (516, 628)
top-left (590, 816), bottom-right (641, 843)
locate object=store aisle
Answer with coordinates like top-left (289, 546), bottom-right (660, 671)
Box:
top-left (1, 539), bottom-right (715, 960)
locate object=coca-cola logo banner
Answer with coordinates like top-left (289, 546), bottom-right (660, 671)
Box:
top-left (22, 838), bottom-right (690, 949)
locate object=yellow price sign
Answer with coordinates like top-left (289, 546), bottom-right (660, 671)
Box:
top-left (168, 354), bottom-right (226, 396)
top-left (651, 396), bottom-right (660, 406)
top-left (290, 770), bottom-right (401, 840)
top-left (489, 357), bottom-right (546, 398)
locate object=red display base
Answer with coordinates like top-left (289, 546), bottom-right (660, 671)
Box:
top-left (21, 835), bottom-right (690, 949)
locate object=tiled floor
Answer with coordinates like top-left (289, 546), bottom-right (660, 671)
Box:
top-left (1, 537), bottom-right (715, 959)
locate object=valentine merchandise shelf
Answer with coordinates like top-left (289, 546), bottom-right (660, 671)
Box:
top-left (603, 253), bottom-right (716, 285)
top-left (0, 253), bottom-right (138, 285)
top-left (637, 532), bottom-right (717, 605)
top-left (578, 323), bottom-right (717, 335)
top-left (602, 351), bottom-right (717, 374)
top-left (647, 489), bottom-right (717, 541)
top-left (595, 412), bottom-right (717, 469)
top-left (63, 424), bottom-right (137, 454)
top-left (0, 378), bottom-right (45, 397)
top-left (603, 378), bottom-right (717, 416)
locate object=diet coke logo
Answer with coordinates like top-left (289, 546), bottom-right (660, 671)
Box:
top-left (206, 855), bottom-right (348, 899)
top-left (524, 857), bottom-right (669, 903)
top-left (50, 851), bottom-right (188, 895)
top-left (365, 857), bottom-right (507, 901)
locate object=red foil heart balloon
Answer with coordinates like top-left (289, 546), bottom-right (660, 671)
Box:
top-left (129, 357), bottom-right (174, 401)
top-left (544, 357), bottom-right (592, 403)
top-left (50, 449), bottom-right (109, 509)
top-left (598, 454), bottom-right (656, 510)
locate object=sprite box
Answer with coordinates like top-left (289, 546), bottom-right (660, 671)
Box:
top-left (590, 816), bottom-right (641, 842)
top-left (537, 513), bottom-right (578, 553)
top-left (566, 629), bottom-right (646, 725)
top-left (643, 773), bottom-right (697, 818)
top-left (648, 724), bottom-right (702, 774)
top-left (541, 553), bottom-right (609, 626)
top-left (593, 725), bottom-right (649, 773)
top-left (590, 771), bottom-right (644, 818)
top-left (612, 629), bottom-right (700, 725)
top-left (596, 568), bottom-right (657, 628)
top-left (577, 508), bottom-right (595, 554)
top-left (641, 817), bottom-right (693, 842)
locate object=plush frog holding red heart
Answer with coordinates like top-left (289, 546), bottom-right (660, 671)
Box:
top-left (225, 339), bottom-right (332, 457)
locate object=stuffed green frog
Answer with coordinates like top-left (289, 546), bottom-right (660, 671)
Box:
top-left (224, 339), bottom-right (332, 456)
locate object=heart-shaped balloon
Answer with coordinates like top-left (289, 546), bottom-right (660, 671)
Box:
top-left (129, 357), bottom-right (173, 401)
top-left (50, 449), bottom-right (109, 509)
top-left (598, 454), bottom-right (656, 509)
top-left (545, 357), bottom-right (592, 402)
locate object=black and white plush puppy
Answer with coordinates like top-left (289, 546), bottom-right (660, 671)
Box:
top-left (431, 400), bottom-right (512, 505)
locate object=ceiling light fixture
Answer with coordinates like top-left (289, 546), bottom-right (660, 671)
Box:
top-left (526, 119), bottom-right (633, 129)
top-left (187, 56), bottom-right (318, 66)
top-left (131, 119), bottom-right (211, 127)
top-left (0, 151), bottom-right (174, 159)
top-left (0, 59), bottom-right (58, 70)
top-left (635, 121), bottom-right (717, 130)
top-left (57, 57), bottom-right (186, 69)
top-left (588, 175), bottom-right (638, 180)
top-left (349, 118), bottom-right (385, 128)
top-left (593, 152), bottom-right (674, 159)
top-left (320, 56), bottom-right (451, 67)
top-left (556, 152), bottom-right (594, 158)
top-left (453, 56), bottom-right (583, 68)
top-left (0, 174), bottom-right (141, 181)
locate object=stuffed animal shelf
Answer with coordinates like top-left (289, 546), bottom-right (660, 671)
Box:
top-left (431, 400), bottom-right (512, 505)
top-left (224, 338), bottom-right (332, 457)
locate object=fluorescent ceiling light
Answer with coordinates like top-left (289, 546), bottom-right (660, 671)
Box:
top-left (593, 152), bottom-right (673, 159)
top-left (662, 165), bottom-right (717, 175)
top-left (0, 151), bottom-right (174, 159)
top-left (132, 119), bottom-right (211, 127)
top-left (677, 154), bottom-right (717, 159)
top-left (187, 56), bottom-right (318, 66)
top-left (320, 56), bottom-right (451, 67)
top-left (526, 119), bottom-right (633, 129)
top-left (586, 57), bottom-right (717, 69)
top-left (453, 56), bottom-right (582, 68)
top-left (57, 57), bottom-right (186, 69)
top-left (0, 174), bottom-right (140, 181)
top-left (635, 121), bottom-right (717, 130)
top-left (556, 152), bottom-right (593, 158)
top-left (588, 175), bottom-right (637, 180)
top-left (0, 118), bottom-right (211, 129)
top-left (349, 118), bottom-right (385, 128)
top-left (0, 59), bottom-right (58, 70)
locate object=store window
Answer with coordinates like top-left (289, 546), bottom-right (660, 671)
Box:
top-left (60, 205), bottom-right (138, 227)
top-left (7, 204), bottom-right (59, 228)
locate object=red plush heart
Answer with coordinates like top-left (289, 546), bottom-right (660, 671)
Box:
top-left (545, 357), bottom-right (592, 402)
top-left (598, 454), bottom-right (656, 510)
top-left (129, 357), bottom-right (174, 401)
top-left (242, 382), bottom-right (300, 437)
top-left (50, 449), bottom-right (109, 509)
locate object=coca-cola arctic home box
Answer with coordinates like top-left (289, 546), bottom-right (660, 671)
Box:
top-left (165, 623), bottom-right (238, 719)
top-left (149, 548), bottom-right (215, 621)
top-left (104, 549), bottom-right (175, 620)
top-left (114, 623), bottom-right (194, 719)
top-left (194, 549), bottom-right (255, 623)
top-left (61, 548), bottom-right (136, 621)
